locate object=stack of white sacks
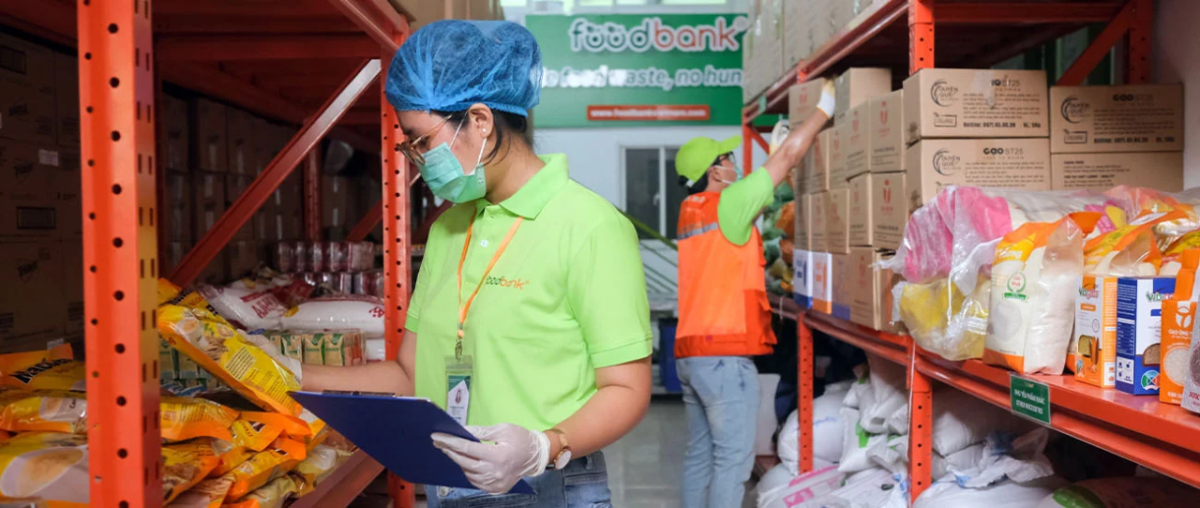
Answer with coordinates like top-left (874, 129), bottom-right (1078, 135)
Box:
top-left (759, 355), bottom-right (1068, 508)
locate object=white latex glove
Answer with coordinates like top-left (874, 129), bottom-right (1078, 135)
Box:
top-left (432, 423), bottom-right (551, 494)
top-left (816, 79), bottom-right (837, 118)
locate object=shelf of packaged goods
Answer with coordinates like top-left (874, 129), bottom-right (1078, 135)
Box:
top-left (914, 349), bottom-right (1200, 488)
top-left (288, 450), bottom-right (384, 508)
top-left (803, 311), bottom-right (910, 366)
top-left (741, 0), bottom-right (1128, 121)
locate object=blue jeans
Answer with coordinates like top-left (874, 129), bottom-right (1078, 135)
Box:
top-left (426, 452), bottom-right (611, 508)
top-left (677, 356), bottom-right (759, 508)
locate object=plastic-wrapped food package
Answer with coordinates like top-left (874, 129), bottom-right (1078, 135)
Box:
top-left (915, 476), bottom-right (1066, 508)
top-left (1034, 476), bottom-right (1196, 508)
top-left (984, 214), bottom-right (1098, 374)
top-left (223, 474), bottom-right (302, 508)
top-left (931, 388), bottom-right (1035, 456)
top-left (324, 241), bottom-right (349, 273)
top-left (224, 438), bottom-right (306, 501)
top-left (757, 463), bottom-right (840, 508)
top-left (273, 242), bottom-right (299, 273)
top-left (160, 397), bottom-right (240, 443)
top-left (1159, 231), bottom-right (1200, 276)
top-left (0, 344), bottom-right (85, 391)
top-left (168, 476), bottom-right (234, 508)
top-left (806, 468), bottom-right (906, 508)
top-left (1083, 210), bottom-right (1183, 276)
top-left (779, 388), bottom-right (846, 475)
top-left (0, 390), bottom-right (87, 433)
top-left (859, 355), bottom-right (907, 434)
top-left (897, 278), bottom-right (991, 361)
top-left (282, 295), bottom-right (386, 337)
top-left (197, 285), bottom-right (288, 331)
top-left (1105, 185), bottom-right (1200, 248)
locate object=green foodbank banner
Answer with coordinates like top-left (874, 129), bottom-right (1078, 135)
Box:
top-left (526, 14), bottom-right (749, 128)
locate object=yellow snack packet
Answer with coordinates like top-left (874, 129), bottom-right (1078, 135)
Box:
top-left (224, 439), bottom-right (306, 501)
top-left (163, 439), bottom-right (222, 504)
top-left (229, 418), bottom-right (285, 453)
top-left (157, 304), bottom-right (302, 415)
top-left (161, 397), bottom-right (240, 443)
top-left (221, 475), bottom-right (302, 508)
top-left (211, 439), bottom-right (256, 478)
top-left (0, 432), bottom-right (89, 503)
top-left (0, 390), bottom-right (87, 434)
top-left (168, 476), bottom-right (233, 508)
top-left (293, 445), bottom-right (353, 496)
top-left (0, 345), bottom-right (85, 392)
top-left (238, 413), bottom-right (310, 442)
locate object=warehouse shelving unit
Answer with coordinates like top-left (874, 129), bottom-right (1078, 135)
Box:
top-left (0, 0), bottom-right (425, 506)
top-left (742, 0), bottom-right (1169, 503)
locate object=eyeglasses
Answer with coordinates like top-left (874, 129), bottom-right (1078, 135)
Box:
top-left (712, 152), bottom-right (735, 167)
top-left (397, 115), bottom-right (453, 166)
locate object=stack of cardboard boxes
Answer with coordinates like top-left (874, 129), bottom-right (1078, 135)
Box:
top-left (0, 34), bottom-right (83, 351)
top-left (1048, 84), bottom-right (1184, 191)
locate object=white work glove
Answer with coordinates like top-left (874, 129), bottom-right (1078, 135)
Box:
top-left (432, 423), bottom-right (552, 494)
top-left (816, 79), bottom-right (837, 118)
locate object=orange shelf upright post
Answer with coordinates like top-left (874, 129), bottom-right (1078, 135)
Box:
top-left (305, 143), bottom-right (324, 242)
top-left (741, 123), bottom-right (754, 179)
top-left (908, 346), bottom-right (934, 502)
top-left (798, 313), bottom-right (814, 474)
top-left (1127, 0), bottom-right (1152, 84)
top-left (908, 0), bottom-right (935, 75)
top-left (79, 0), bottom-right (163, 505)
top-left (380, 40), bottom-right (417, 508)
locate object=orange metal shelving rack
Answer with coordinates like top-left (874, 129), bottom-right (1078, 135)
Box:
top-left (746, 0), bottom-right (1169, 503)
top-left (0, 0), bottom-right (424, 505)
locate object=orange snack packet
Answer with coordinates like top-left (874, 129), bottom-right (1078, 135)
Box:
top-left (1160, 249), bottom-right (1200, 405)
top-left (224, 439), bottom-right (306, 501)
top-left (161, 397), bottom-right (240, 443)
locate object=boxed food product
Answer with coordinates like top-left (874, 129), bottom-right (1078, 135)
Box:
top-left (0, 242), bottom-right (66, 342)
top-left (54, 52), bottom-right (79, 146)
top-left (844, 103), bottom-right (870, 179)
top-left (789, 79), bottom-right (827, 124)
top-left (870, 173), bottom-right (908, 250)
top-left (793, 249), bottom-right (814, 310)
top-left (1116, 276), bottom-right (1175, 395)
top-left (0, 140), bottom-right (62, 237)
top-left (869, 90), bottom-right (904, 173)
top-left (831, 253), bottom-right (851, 321)
top-left (805, 129), bottom-right (831, 191)
top-left (903, 69), bottom-right (1049, 144)
top-left (810, 191), bottom-right (829, 253)
top-left (850, 248), bottom-right (900, 332)
top-left (303, 333), bottom-right (324, 365)
top-left (0, 33), bottom-right (56, 144)
top-left (1050, 151), bottom-right (1184, 192)
top-left (826, 188), bottom-right (850, 254)
top-left (161, 94), bottom-right (190, 172)
top-left (794, 193), bottom-right (812, 251)
top-left (192, 98), bottom-right (228, 173)
top-left (54, 148), bottom-right (82, 239)
top-left (1049, 84), bottom-right (1183, 153)
top-left (848, 173), bottom-right (872, 246)
top-left (812, 252), bottom-right (833, 314)
top-left (834, 68), bottom-right (891, 115)
top-left (0, 432), bottom-right (89, 502)
top-left (321, 330), bottom-right (364, 367)
top-left (828, 119), bottom-right (850, 188)
top-left (905, 138), bottom-right (1051, 206)
top-left (1074, 276), bottom-right (1118, 387)
top-left (227, 108), bottom-right (255, 174)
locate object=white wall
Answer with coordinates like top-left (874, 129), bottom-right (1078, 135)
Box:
top-left (1153, 0), bottom-right (1200, 187)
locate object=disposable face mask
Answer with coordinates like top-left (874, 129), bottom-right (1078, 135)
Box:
top-left (416, 121), bottom-right (488, 203)
top-left (713, 163), bottom-right (742, 185)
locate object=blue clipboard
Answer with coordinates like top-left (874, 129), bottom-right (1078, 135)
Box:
top-left (290, 391), bottom-right (534, 495)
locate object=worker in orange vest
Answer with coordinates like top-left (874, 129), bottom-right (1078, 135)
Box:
top-left (672, 82), bottom-right (835, 507)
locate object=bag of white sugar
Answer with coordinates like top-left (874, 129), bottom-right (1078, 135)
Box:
top-left (985, 213), bottom-right (1099, 374)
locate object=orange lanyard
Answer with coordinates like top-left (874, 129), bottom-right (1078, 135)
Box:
top-left (455, 215), bottom-right (523, 359)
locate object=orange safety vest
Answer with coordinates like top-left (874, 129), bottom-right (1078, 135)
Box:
top-left (675, 192), bottom-right (776, 358)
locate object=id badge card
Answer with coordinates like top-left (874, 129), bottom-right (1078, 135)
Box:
top-left (445, 356), bottom-right (473, 426)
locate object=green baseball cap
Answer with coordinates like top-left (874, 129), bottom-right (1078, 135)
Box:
top-left (675, 135), bottom-right (742, 183)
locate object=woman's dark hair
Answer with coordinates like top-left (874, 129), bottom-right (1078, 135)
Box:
top-left (432, 108), bottom-right (533, 165)
top-left (679, 153), bottom-right (728, 195)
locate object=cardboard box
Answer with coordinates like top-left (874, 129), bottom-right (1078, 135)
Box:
top-left (869, 90), bottom-right (904, 172)
top-left (165, 173), bottom-right (192, 242)
top-left (1051, 152), bottom-right (1183, 192)
top-left (0, 140), bottom-right (62, 236)
top-left (322, 175), bottom-right (350, 230)
top-left (844, 103), bottom-right (870, 179)
top-left (193, 172), bottom-right (226, 240)
top-left (831, 253), bottom-right (851, 320)
top-left (54, 147), bottom-right (81, 239)
top-left (0, 34), bottom-right (56, 144)
top-left (811, 252), bottom-right (833, 314)
top-left (1050, 84), bottom-right (1183, 153)
top-left (161, 95), bottom-right (190, 173)
top-left (835, 68), bottom-right (891, 115)
top-left (789, 79), bottom-right (827, 124)
top-left (871, 172), bottom-right (908, 250)
top-left (826, 188), bottom-right (850, 254)
top-left (793, 249), bottom-right (814, 310)
top-left (0, 241), bottom-right (66, 342)
top-left (794, 193), bottom-right (812, 251)
top-left (54, 53), bottom-right (79, 146)
top-left (61, 238), bottom-right (82, 335)
top-left (905, 138), bottom-right (1051, 206)
top-left (850, 247), bottom-right (898, 331)
top-left (849, 173), bottom-right (872, 246)
top-left (1075, 275), bottom-right (1118, 388)
top-left (1116, 276), bottom-right (1174, 395)
top-left (828, 121), bottom-right (849, 188)
top-left (804, 129), bottom-right (831, 191)
top-left (192, 98), bottom-right (227, 172)
top-left (226, 108), bottom-right (254, 174)
top-left (903, 69), bottom-right (1049, 144)
top-left (810, 191), bottom-right (829, 253)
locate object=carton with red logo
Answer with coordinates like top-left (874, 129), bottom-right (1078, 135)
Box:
top-left (869, 90), bottom-right (905, 173)
top-left (794, 193), bottom-right (812, 251)
top-left (844, 104), bottom-right (870, 180)
top-left (848, 174), bottom-right (872, 247)
top-left (810, 191), bottom-right (829, 253)
top-left (828, 122), bottom-right (849, 189)
top-left (850, 247), bottom-right (901, 332)
top-left (788, 79), bottom-right (828, 125)
top-left (804, 129), bottom-right (831, 192)
top-left (871, 173), bottom-right (908, 250)
top-left (834, 68), bottom-right (891, 116)
top-left (904, 138), bottom-right (1051, 207)
top-left (1049, 84), bottom-right (1182, 154)
top-left (825, 188), bottom-right (850, 255)
top-left (903, 69), bottom-right (1048, 144)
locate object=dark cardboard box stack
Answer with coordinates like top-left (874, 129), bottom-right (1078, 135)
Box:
top-left (0, 33), bottom-right (82, 351)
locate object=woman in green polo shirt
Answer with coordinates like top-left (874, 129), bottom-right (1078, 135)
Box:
top-left (300, 20), bottom-right (653, 506)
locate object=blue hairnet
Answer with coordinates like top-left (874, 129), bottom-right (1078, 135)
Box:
top-left (385, 20), bottom-right (542, 117)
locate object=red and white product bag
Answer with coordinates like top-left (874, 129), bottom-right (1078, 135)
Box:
top-left (197, 284), bottom-right (288, 330)
top-left (282, 295), bottom-right (386, 337)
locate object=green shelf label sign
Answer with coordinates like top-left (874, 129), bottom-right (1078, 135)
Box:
top-left (1010, 374), bottom-right (1052, 425)
top-left (525, 14), bottom-right (749, 128)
